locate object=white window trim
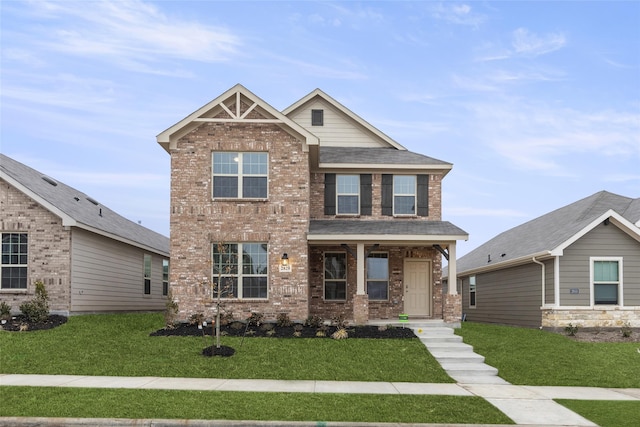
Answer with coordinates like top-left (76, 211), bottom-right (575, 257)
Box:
top-left (336, 174), bottom-right (360, 216)
top-left (469, 275), bottom-right (477, 308)
top-left (393, 175), bottom-right (417, 216)
top-left (366, 251), bottom-right (389, 301)
top-left (212, 242), bottom-right (269, 300)
top-left (324, 252), bottom-right (347, 301)
top-left (212, 152), bottom-right (269, 199)
top-left (589, 256), bottom-right (623, 307)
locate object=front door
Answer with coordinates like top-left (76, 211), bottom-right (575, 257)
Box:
top-left (404, 259), bottom-right (431, 317)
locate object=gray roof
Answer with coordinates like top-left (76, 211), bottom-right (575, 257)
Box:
top-left (0, 154), bottom-right (169, 255)
top-left (456, 191), bottom-right (640, 274)
top-left (319, 147), bottom-right (451, 167)
top-left (309, 219), bottom-right (467, 237)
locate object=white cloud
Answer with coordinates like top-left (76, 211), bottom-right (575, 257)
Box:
top-left (431, 3), bottom-right (486, 27)
top-left (512, 27), bottom-right (566, 57)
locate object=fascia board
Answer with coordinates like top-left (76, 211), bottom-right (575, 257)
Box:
top-left (307, 234), bottom-right (469, 245)
top-left (0, 171), bottom-right (77, 227)
top-left (550, 209), bottom-right (640, 256)
top-left (283, 88), bottom-right (406, 150)
top-left (318, 163), bottom-right (453, 172)
top-left (455, 251), bottom-right (552, 277)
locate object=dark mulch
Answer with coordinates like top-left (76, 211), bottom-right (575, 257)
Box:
top-left (150, 322), bottom-right (417, 339)
top-left (0, 314), bottom-right (68, 332)
top-left (202, 345), bottom-right (236, 357)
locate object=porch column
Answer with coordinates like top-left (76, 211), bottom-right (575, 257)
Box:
top-left (448, 242), bottom-right (457, 295)
top-left (356, 243), bottom-right (365, 294)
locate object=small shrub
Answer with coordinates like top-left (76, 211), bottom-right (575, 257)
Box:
top-left (247, 312), bottom-right (264, 327)
top-left (189, 312), bottom-right (204, 326)
top-left (332, 314), bottom-right (348, 329)
top-left (266, 329), bottom-right (276, 337)
top-left (331, 328), bottom-right (348, 340)
top-left (261, 323), bottom-right (275, 331)
top-left (293, 331), bottom-right (302, 337)
top-left (276, 313), bottom-right (293, 327)
top-left (293, 324), bottom-right (304, 332)
top-left (378, 325), bottom-right (388, 332)
top-left (19, 323), bottom-right (28, 332)
top-left (0, 301), bottom-right (11, 320)
top-left (230, 321), bottom-right (244, 330)
top-left (19, 280), bottom-right (49, 323)
top-left (564, 323), bottom-right (578, 336)
top-left (621, 322), bottom-right (633, 338)
top-left (219, 311), bottom-right (235, 326)
top-left (304, 315), bottom-right (323, 328)
top-left (315, 330), bottom-right (326, 338)
top-left (245, 329), bottom-right (256, 336)
top-left (164, 291), bottom-right (179, 328)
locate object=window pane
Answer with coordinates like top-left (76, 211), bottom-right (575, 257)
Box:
top-left (213, 243), bottom-right (238, 275)
top-left (213, 153), bottom-right (238, 174)
top-left (242, 177), bottom-right (267, 198)
top-left (337, 195), bottom-right (358, 214)
top-left (1, 266), bottom-right (27, 289)
top-left (242, 244), bottom-right (268, 275)
top-left (242, 277), bottom-right (267, 298)
top-left (213, 176), bottom-right (238, 198)
top-left (594, 261), bottom-right (618, 282)
top-left (325, 254), bottom-right (346, 280)
top-left (367, 281), bottom-right (388, 300)
top-left (325, 281), bottom-right (346, 300)
top-left (337, 175), bottom-right (359, 193)
top-left (394, 196), bottom-right (415, 214)
top-left (594, 283), bottom-right (618, 304)
top-left (213, 276), bottom-right (238, 298)
top-left (367, 255), bottom-right (388, 280)
top-left (242, 153), bottom-right (267, 175)
top-left (394, 176), bottom-right (415, 194)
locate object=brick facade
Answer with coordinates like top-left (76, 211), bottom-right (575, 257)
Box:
top-left (0, 180), bottom-right (71, 313)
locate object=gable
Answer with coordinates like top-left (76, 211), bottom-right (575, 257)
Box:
top-left (284, 89), bottom-right (405, 150)
top-left (157, 84), bottom-right (318, 153)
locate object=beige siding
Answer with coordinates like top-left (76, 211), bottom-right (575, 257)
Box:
top-left (462, 263), bottom-right (543, 327)
top-left (559, 223), bottom-right (640, 306)
top-left (288, 99), bottom-right (388, 148)
top-left (70, 228), bottom-right (166, 312)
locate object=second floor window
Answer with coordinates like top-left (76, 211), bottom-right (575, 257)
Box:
top-left (337, 175), bottom-right (360, 215)
top-left (213, 152), bottom-right (268, 199)
top-left (393, 175), bottom-right (416, 215)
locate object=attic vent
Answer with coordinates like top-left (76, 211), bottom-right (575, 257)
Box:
top-left (86, 197), bottom-right (99, 206)
top-left (42, 176), bottom-right (58, 186)
top-left (311, 109), bottom-right (324, 126)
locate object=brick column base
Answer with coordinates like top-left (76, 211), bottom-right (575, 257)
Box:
top-left (443, 293), bottom-right (462, 326)
top-left (353, 294), bottom-right (369, 325)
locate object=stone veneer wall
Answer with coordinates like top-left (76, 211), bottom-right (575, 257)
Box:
top-left (542, 308), bottom-right (640, 328)
top-left (169, 120), bottom-right (310, 323)
top-left (0, 180), bottom-right (71, 314)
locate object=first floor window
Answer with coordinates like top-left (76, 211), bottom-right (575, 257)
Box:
top-left (592, 258), bottom-right (621, 305)
top-left (143, 254), bottom-right (151, 294)
top-left (367, 253), bottom-right (389, 300)
top-left (469, 275), bottom-right (476, 307)
top-left (213, 242), bottom-right (268, 299)
top-left (324, 252), bottom-right (347, 300)
top-left (213, 152), bottom-right (268, 199)
top-left (1, 233), bottom-right (28, 289)
top-left (162, 259), bottom-right (169, 296)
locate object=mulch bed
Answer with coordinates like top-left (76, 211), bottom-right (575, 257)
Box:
top-left (150, 322), bottom-right (417, 339)
top-left (0, 314), bottom-right (68, 332)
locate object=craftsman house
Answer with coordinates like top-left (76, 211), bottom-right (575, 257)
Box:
top-left (450, 191), bottom-right (640, 328)
top-left (0, 154), bottom-right (170, 315)
top-left (157, 84), bottom-right (467, 325)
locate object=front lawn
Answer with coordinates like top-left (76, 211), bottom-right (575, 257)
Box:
top-left (456, 322), bottom-right (640, 387)
top-left (0, 313), bottom-right (452, 383)
top-left (557, 400), bottom-right (640, 427)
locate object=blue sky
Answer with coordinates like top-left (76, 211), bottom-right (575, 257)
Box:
top-left (1, 1), bottom-right (639, 257)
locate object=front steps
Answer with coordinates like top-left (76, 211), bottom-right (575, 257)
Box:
top-left (412, 324), bottom-right (509, 385)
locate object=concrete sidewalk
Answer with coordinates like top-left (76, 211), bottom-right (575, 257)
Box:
top-left (2, 374), bottom-right (639, 427)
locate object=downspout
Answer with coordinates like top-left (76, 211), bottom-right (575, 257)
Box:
top-left (532, 256), bottom-right (545, 307)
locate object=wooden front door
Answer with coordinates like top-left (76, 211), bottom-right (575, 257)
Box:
top-left (404, 259), bottom-right (431, 316)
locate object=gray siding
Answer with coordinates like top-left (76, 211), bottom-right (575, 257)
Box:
top-left (462, 263), bottom-right (543, 328)
top-left (70, 228), bottom-right (167, 312)
top-left (559, 223), bottom-right (640, 306)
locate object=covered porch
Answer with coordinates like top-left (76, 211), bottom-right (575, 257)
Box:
top-left (307, 220), bottom-right (468, 325)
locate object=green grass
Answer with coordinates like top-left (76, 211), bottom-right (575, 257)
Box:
top-left (456, 322), bottom-right (640, 387)
top-left (0, 386), bottom-right (513, 424)
top-left (0, 313), bottom-right (452, 383)
top-left (557, 400), bottom-right (640, 427)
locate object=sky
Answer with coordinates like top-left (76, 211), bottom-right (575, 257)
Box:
top-left (1, 0), bottom-right (639, 258)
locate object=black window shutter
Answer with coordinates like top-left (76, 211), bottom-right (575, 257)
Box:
top-left (417, 174), bottom-right (429, 217)
top-left (360, 174), bottom-right (372, 216)
top-left (381, 174), bottom-right (393, 216)
top-left (324, 173), bottom-right (336, 215)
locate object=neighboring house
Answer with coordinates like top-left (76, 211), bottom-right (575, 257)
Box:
top-left (156, 84), bottom-right (468, 325)
top-left (0, 154), bottom-right (170, 315)
top-left (448, 191), bottom-right (640, 329)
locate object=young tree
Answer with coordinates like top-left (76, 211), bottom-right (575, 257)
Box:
top-left (211, 241), bottom-right (236, 350)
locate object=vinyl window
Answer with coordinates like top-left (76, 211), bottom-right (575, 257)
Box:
top-left (213, 152), bottom-right (268, 199)
top-left (591, 258), bottom-right (622, 305)
top-left (469, 275), bottom-right (476, 308)
top-left (367, 253), bottom-right (389, 300)
top-left (1, 233), bottom-right (28, 289)
top-left (143, 254), bottom-right (151, 295)
top-left (213, 243), bottom-right (268, 299)
top-left (162, 259), bottom-right (169, 296)
top-left (393, 175), bottom-right (416, 215)
top-left (324, 252), bottom-right (347, 300)
top-left (336, 175), bottom-right (360, 215)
